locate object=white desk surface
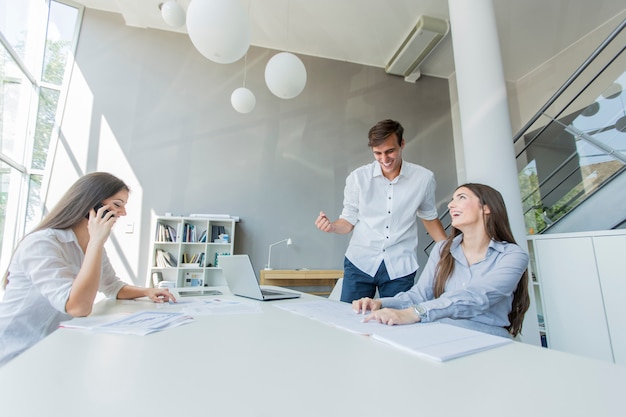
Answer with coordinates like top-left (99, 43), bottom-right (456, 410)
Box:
top-left (1, 287), bottom-right (624, 417)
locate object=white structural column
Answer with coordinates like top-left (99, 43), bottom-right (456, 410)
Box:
top-left (448, 0), bottom-right (540, 345)
top-left (448, 0), bottom-right (524, 238)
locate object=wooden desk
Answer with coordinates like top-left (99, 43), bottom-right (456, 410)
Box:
top-left (1, 289), bottom-right (625, 417)
top-left (259, 269), bottom-right (343, 296)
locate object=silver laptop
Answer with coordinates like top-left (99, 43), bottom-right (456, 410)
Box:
top-left (219, 254), bottom-right (301, 301)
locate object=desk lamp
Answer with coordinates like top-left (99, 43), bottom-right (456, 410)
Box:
top-left (265, 238), bottom-right (292, 270)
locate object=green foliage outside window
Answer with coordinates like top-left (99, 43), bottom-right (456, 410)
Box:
top-left (518, 164), bottom-right (546, 234)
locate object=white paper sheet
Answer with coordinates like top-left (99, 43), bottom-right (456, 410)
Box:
top-left (276, 300), bottom-right (512, 361)
top-left (60, 310), bottom-right (194, 336)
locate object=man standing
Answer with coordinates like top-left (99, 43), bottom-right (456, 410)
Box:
top-left (315, 119), bottom-right (446, 302)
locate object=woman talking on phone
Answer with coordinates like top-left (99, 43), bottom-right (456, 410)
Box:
top-left (0, 172), bottom-right (175, 367)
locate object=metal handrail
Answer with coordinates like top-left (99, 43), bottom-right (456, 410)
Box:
top-left (512, 18), bottom-right (625, 146)
top-left (422, 18), bottom-right (626, 252)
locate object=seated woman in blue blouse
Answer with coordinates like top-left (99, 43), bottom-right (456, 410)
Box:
top-left (353, 183), bottom-right (530, 338)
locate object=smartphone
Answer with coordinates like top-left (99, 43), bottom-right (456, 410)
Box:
top-left (85, 202), bottom-right (113, 219)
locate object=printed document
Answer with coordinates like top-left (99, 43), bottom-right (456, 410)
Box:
top-left (276, 300), bottom-right (512, 361)
top-left (60, 310), bottom-right (194, 336)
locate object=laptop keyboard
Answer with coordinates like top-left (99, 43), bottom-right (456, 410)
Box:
top-left (261, 289), bottom-right (283, 296)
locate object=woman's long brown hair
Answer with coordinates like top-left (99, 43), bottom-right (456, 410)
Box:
top-left (2, 172), bottom-right (129, 289)
top-left (433, 183), bottom-right (530, 337)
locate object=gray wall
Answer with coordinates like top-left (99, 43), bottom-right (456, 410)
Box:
top-left (50, 9), bottom-right (456, 285)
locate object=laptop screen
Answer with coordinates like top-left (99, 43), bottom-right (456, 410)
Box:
top-left (220, 255), bottom-right (300, 300)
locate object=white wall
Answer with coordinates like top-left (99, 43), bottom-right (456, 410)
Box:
top-left (46, 9), bottom-right (458, 286)
top-left (43, 7), bottom-right (622, 345)
top-left (510, 11), bottom-right (626, 133)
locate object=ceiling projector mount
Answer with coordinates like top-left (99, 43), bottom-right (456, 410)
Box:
top-left (385, 15), bottom-right (450, 82)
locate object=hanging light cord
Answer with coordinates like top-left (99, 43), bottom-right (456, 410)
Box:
top-left (243, 53), bottom-right (248, 88)
top-left (287, 0), bottom-right (291, 49)
top-left (242, 0), bottom-right (252, 88)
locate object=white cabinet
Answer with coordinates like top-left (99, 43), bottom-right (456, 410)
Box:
top-left (528, 230), bottom-right (626, 364)
top-left (146, 216), bottom-right (236, 288)
top-left (527, 242), bottom-right (548, 347)
top-left (593, 236), bottom-right (626, 364)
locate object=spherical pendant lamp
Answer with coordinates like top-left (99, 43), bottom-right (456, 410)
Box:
top-left (160, 1), bottom-right (186, 28)
top-left (264, 52), bottom-right (307, 99)
top-left (186, 0), bottom-right (250, 64)
top-left (231, 87), bottom-right (256, 114)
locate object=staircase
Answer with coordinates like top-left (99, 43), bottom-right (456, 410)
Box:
top-left (515, 18), bottom-right (626, 235)
top-left (423, 19), bottom-right (625, 258)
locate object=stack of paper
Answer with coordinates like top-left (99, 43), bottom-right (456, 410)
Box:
top-left (370, 322), bottom-right (512, 362)
top-left (60, 310), bottom-right (194, 336)
top-left (276, 300), bottom-right (512, 362)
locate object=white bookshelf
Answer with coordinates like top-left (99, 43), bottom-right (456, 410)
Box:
top-left (146, 215), bottom-right (236, 288)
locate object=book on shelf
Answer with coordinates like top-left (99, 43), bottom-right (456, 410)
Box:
top-left (155, 222), bottom-right (177, 242)
top-left (155, 249), bottom-right (178, 267)
top-left (210, 225), bottom-right (226, 242)
top-left (183, 223), bottom-right (197, 242)
top-left (181, 252), bottom-right (205, 263)
top-left (167, 224), bottom-right (177, 242)
top-left (190, 252), bottom-right (205, 265)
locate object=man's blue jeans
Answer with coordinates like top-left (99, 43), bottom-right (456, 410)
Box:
top-left (340, 257), bottom-right (415, 303)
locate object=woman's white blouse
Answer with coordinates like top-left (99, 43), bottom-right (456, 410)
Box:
top-left (0, 228), bottom-right (126, 366)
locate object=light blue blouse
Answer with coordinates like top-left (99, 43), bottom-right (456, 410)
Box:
top-left (380, 234), bottom-right (529, 337)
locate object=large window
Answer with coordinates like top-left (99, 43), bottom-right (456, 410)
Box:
top-left (0, 0), bottom-right (81, 285)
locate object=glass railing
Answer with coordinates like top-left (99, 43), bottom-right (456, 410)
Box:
top-left (514, 18), bottom-right (626, 235)
top-left (425, 18), bottom-right (625, 255)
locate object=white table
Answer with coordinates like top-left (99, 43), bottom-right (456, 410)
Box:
top-left (0, 288), bottom-right (624, 417)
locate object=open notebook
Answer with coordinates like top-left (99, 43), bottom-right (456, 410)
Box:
top-left (219, 254), bottom-right (301, 301)
top-left (276, 300), bottom-right (512, 361)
